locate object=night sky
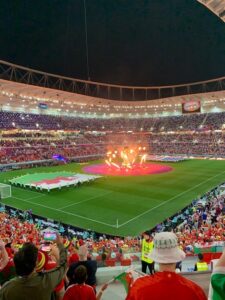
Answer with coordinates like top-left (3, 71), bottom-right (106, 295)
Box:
top-left (0, 0), bottom-right (224, 86)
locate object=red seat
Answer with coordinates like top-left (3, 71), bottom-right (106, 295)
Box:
top-left (203, 252), bottom-right (212, 264)
top-left (120, 259), bottom-right (131, 266)
top-left (105, 260), bottom-right (116, 267)
top-left (130, 255), bottom-right (139, 261)
top-left (212, 253), bottom-right (222, 260)
top-left (96, 255), bottom-right (102, 261)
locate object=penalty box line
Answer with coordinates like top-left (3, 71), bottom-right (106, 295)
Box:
top-left (59, 191), bottom-right (113, 209)
top-left (118, 170), bottom-right (225, 228)
top-left (11, 195), bottom-right (116, 228)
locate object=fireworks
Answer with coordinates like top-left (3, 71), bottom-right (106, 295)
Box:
top-left (105, 146), bottom-right (147, 169)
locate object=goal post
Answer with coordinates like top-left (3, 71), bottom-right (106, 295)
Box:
top-left (0, 183), bottom-right (11, 199)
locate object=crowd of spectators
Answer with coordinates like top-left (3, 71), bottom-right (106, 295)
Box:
top-left (0, 209), bottom-right (140, 269)
top-left (0, 135), bottom-right (106, 164)
top-left (0, 110), bottom-right (225, 131)
top-left (0, 111), bottom-right (225, 298)
top-left (149, 131), bottom-right (225, 156)
top-left (0, 110), bottom-right (225, 165)
top-left (0, 131), bottom-right (150, 164)
top-left (152, 186), bottom-right (225, 254)
top-left (0, 130), bottom-right (225, 165)
top-left (0, 184), bottom-right (224, 266)
top-left (0, 183), bottom-right (224, 298)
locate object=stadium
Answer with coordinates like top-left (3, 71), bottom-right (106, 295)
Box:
top-left (0, 1), bottom-right (225, 299)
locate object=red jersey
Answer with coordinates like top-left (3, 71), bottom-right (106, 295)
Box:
top-left (63, 284), bottom-right (96, 300)
top-left (126, 271), bottom-right (207, 300)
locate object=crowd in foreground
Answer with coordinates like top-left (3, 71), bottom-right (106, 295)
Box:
top-left (0, 184), bottom-right (224, 299)
top-left (0, 231), bottom-right (225, 299)
top-left (0, 185), bottom-right (224, 264)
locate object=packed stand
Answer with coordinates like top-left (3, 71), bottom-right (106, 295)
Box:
top-left (149, 131), bottom-right (225, 156)
top-left (151, 185), bottom-right (225, 255)
top-left (1, 130), bottom-right (225, 165)
top-left (0, 111), bottom-right (225, 131)
top-left (0, 184), bottom-right (224, 298)
top-left (0, 110), bottom-right (225, 166)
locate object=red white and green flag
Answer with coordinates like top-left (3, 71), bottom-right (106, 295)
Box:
top-left (114, 271), bottom-right (134, 293)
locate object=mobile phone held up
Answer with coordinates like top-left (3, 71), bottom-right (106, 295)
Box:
top-left (43, 232), bottom-right (57, 241)
top-left (40, 245), bottom-right (51, 252)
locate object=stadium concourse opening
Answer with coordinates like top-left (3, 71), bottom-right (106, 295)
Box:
top-left (83, 163), bottom-right (173, 176)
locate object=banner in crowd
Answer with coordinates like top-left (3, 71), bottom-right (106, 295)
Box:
top-left (182, 101), bottom-right (201, 114)
top-left (38, 103), bottom-right (48, 109)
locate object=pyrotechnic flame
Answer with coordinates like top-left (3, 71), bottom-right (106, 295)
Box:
top-left (106, 145), bottom-right (147, 169)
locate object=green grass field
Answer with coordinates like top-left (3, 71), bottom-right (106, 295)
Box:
top-left (1, 159), bottom-right (225, 237)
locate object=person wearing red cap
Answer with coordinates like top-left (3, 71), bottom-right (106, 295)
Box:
top-left (126, 232), bottom-right (207, 300)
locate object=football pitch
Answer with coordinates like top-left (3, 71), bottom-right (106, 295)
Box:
top-left (1, 159), bottom-right (225, 237)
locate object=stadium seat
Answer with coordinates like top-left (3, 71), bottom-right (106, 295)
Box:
top-left (105, 259), bottom-right (116, 267)
top-left (212, 252), bottom-right (222, 260)
top-left (203, 252), bottom-right (213, 264)
top-left (120, 258), bottom-right (131, 266)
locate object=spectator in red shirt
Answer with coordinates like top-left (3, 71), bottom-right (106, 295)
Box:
top-left (63, 265), bottom-right (107, 300)
top-left (126, 232), bottom-right (207, 300)
top-left (66, 243), bottom-right (97, 289)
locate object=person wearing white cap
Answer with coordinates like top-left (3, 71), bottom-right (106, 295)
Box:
top-left (126, 232), bottom-right (207, 300)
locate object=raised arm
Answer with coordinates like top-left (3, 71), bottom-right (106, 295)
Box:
top-left (0, 240), bottom-right (9, 271)
top-left (44, 235), bottom-right (68, 290)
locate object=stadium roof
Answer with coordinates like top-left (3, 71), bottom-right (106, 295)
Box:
top-left (0, 60), bottom-right (225, 103)
top-left (0, 1), bottom-right (224, 86)
top-left (0, 76), bottom-right (225, 118)
top-left (197, 0), bottom-right (225, 22)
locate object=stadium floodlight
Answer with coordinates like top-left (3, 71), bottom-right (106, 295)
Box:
top-left (0, 183), bottom-right (12, 199)
top-left (197, 0), bottom-right (225, 22)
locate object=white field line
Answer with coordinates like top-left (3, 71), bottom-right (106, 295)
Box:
top-left (59, 191), bottom-right (113, 209)
top-left (11, 195), bottom-right (115, 228)
top-left (12, 185), bottom-right (45, 196)
top-left (12, 194), bottom-right (45, 201)
top-left (118, 170), bottom-right (225, 228)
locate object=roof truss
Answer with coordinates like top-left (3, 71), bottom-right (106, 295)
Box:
top-left (197, 0), bottom-right (225, 22)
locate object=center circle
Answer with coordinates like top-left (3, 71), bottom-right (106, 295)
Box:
top-left (83, 163), bottom-right (173, 176)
